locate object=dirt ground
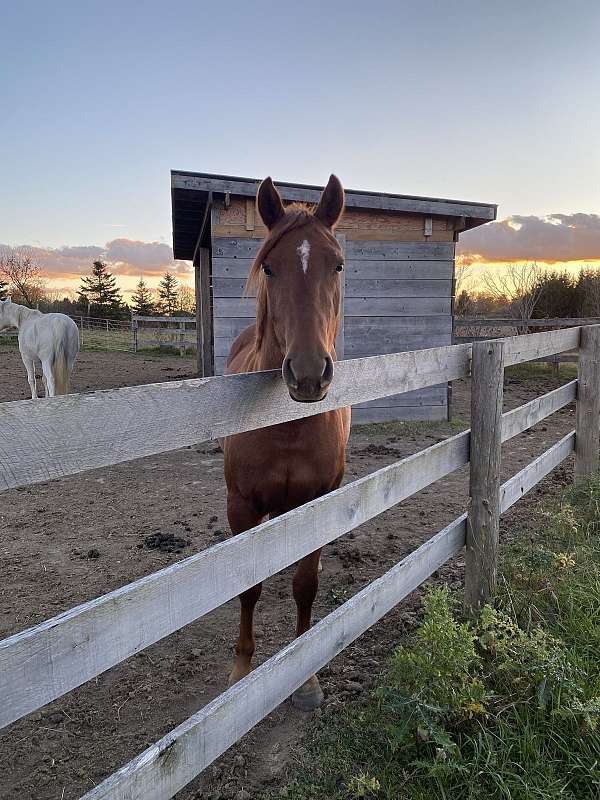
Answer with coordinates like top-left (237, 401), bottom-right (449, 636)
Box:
top-left (0, 346), bottom-right (577, 800)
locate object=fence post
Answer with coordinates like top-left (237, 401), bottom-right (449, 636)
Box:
top-left (80, 316), bottom-right (84, 348)
top-left (132, 319), bottom-right (138, 353)
top-left (465, 339), bottom-right (504, 614)
top-left (574, 325), bottom-right (600, 482)
top-left (179, 321), bottom-right (186, 357)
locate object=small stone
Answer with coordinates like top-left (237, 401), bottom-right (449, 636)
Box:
top-left (233, 754), bottom-right (245, 769)
top-left (87, 548), bottom-right (100, 559)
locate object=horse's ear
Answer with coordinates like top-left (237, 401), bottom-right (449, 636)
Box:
top-left (257, 177), bottom-right (285, 230)
top-left (314, 174), bottom-right (344, 229)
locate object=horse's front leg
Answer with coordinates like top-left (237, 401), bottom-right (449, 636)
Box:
top-left (227, 491), bottom-right (265, 686)
top-left (291, 548), bottom-right (324, 711)
top-left (21, 355), bottom-right (37, 399)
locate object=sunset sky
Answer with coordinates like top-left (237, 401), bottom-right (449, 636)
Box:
top-left (2, 1), bottom-right (599, 297)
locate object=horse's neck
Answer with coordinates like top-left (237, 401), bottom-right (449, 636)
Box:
top-left (11, 304), bottom-right (38, 328)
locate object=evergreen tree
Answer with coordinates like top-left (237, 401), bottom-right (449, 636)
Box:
top-left (0, 278), bottom-right (8, 300)
top-left (130, 277), bottom-right (156, 316)
top-left (77, 261), bottom-right (125, 318)
top-left (158, 272), bottom-right (179, 316)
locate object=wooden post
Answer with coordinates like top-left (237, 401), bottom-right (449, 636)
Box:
top-left (132, 319), bottom-right (138, 353)
top-left (465, 339), bottom-right (504, 613)
top-left (80, 316), bottom-right (84, 348)
top-left (574, 324), bottom-right (600, 481)
top-left (178, 320), bottom-right (185, 357)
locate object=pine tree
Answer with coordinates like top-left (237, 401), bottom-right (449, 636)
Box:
top-left (130, 277), bottom-right (156, 316)
top-left (158, 272), bottom-right (179, 316)
top-left (77, 261), bottom-right (124, 318)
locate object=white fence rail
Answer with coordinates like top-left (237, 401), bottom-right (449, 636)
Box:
top-left (0, 325), bottom-right (597, 800)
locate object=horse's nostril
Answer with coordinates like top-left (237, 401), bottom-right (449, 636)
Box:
top-left (321, 356), bottom-right (334, 388)
top-left (282, 357), bottom-right (298, 389)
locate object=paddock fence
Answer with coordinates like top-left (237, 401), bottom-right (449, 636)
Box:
top-left (1, 325), bottom-right (599, 800)
top-left (453, 316), bottom-right (600, 373)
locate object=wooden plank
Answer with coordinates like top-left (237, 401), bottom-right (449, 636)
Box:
top-left (211, 258), bottom-right (254, 279)
top-left (346, 316), bottom-right (453, 335)
top-left (344, 279), bottom-right (453, 298)
top-left (0, 429), bottom-right (470, 730)
top-left (133, 316), bottom-right (196, 323)
top-left (354, 385), bottom-right (447, 408)
top-left (172, 172), bottom-right (497, 220)
top-left (80, 513), bottom-right (466, 800)
top-left (345, 240), bottom-right (454, 261)
top-left (457, 317), bottom-right (600, 329)
top-left (344, 298), bottom-right (452, 316)
top-left (502, 327), bottom-right (580, 365)
top-left (344, 334), bottom-right (451, 357)
top-left (575, 325), bottom-right (600, 480)
top-left (465, 340), bottom-right (504, 612)
top-left (501, 431), bottom-right (575, 512)
top-left (245, 198), bottom-right (254, 231)
top-left (502, 381), bottom-right (577, 442)
top-left (213, 296), bottom-right (453, 318)
top-left (347, 260), bottom-right (454, 279)
top-left (212, 278), bottom-right (256, 298)
top-left (352, 405), bottom-right (447, 423)
top-left (213, 317), bottom-right (255, 339)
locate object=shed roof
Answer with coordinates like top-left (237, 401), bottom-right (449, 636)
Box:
top-left (171, 170), bottom-right (497, 261)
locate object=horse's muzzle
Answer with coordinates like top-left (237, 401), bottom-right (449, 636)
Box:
top-left (283, 354), bottom-right (334, 403)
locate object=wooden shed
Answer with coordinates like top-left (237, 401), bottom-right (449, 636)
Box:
top-left (171, 171), bottom-right (496, 423)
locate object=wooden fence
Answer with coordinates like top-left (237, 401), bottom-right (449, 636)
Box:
top-left (1, 325), bottom-right (598, 800)
top-left (132, 315), bottom-right (196, 355)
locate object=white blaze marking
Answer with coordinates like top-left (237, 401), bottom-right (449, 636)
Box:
top-left (297, 239), bottom-right (310, 274)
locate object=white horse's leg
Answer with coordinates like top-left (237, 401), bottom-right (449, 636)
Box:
top-left (42, 359), bottom-right (56, 397)
top-left (42, 373), bottom-right (48, 397)
top-left (21, 355), bottom-right (38, 399)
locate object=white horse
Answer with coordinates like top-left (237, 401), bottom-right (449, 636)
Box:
top-left (0, 299), bottom-right (80, 398)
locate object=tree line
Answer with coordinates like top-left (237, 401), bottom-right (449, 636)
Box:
top-left (455, 262), bottom-right (600, 322)
top-left (0, 249), bottom-right (195, 320)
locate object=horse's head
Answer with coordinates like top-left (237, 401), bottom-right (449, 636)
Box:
top-left (251, 175), bottom-right (345, 403)
top-left (0, 298), bottom-right (15, 330)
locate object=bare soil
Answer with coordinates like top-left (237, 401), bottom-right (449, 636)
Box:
top-left (0, 347), bottom-right (576, 800)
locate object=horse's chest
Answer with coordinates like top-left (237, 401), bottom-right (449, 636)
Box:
top-left (225, 414), bottom-right (346, 511)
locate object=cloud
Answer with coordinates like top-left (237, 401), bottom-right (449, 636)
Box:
top-left (0, 239), bottom-right (191, 280)
top-left (458, 213), bottom-right (600, 264)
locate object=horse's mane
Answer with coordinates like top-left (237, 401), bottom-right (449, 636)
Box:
top-left (245, 204), bottom-right (318, 348)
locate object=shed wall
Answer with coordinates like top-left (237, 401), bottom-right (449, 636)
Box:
top-left (210, 199), bottom-right (454, 423)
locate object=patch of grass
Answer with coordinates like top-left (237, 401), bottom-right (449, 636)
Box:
top-left (354, 417), bottom-right (469, 439)
top-left (268, 476), bottom-right (600, 800)
top-left (505, 362), bottom-right (578, 382)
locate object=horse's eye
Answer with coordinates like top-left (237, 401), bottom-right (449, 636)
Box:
top-left (262, 264), bottom-right (273, 277)
top-left (335, 264), bottom-right (344, 273)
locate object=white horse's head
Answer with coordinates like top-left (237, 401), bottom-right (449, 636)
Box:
top-left (0, 298), bottom-right (16, 330)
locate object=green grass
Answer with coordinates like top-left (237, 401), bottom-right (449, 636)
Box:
top-left (354, 417), bottom-right (469, 439)
top-left (267, 477), bottom-right (600, 800)
top-left (505, 362), bottom-right (578, 382)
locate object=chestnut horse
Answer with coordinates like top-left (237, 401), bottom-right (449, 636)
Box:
top-left (223, 175), bottom-right (351, 710)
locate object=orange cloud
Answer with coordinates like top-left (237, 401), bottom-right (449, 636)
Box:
top-left (0, 239), bottom-right (192, 281)
top-left (458, 213), bottom-right (600, 264)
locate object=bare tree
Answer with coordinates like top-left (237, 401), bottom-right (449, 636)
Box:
top-left (482, 262), bottom-right (543, 332)
top-left (177, 284), bottom-right (196, 315)
top-left (0, 247), bottom-right (46, 306)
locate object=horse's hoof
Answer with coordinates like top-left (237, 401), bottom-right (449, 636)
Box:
top-left (291, 681), bottom-right (324, 712)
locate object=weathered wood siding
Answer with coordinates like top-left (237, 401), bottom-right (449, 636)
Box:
top-left (210, 199), bottom-right (454, 422)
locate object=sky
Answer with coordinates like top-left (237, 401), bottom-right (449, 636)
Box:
top-left (1, 0), bottom-right (599, 295)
